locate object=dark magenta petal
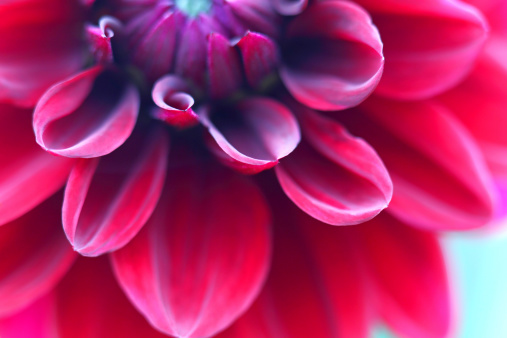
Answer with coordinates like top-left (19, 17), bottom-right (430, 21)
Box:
top-left (356, 0), bottom-right (488, 99)
top-left (276, 104), bottom-right (392, 225)
top-left (62, 127), bottom-right (169, 256)
top-left (200, 97), bottom-right (300, 174)
top-left (236, 31), bottom-right (279, 89)
top-left (0, 0), bottom-right (85, 107)
top-left (151, 75), bottom-right (199, 128)
top-left (280, 0), bottom-right (384, 110)
top-left (111, 161), bottom-right (271, 338)
top-left (175, 19), bottom-right (208, 88)
top-left (273, 0), bottom-right (308, 15)
top-left (352, 213), bottom-right (452, 338)
top-left (437, 38), bottom-right (507, 178)
top-left (219, 202), bottom-right (369, 338)
top-left (33, 66), bottom-right (140, 158)
top-left (225, 0), bottom-right (280, 37)
top-left (342, 97), bottom-right (496, 230)
top-left (0, 105), bottom-right (75, 226)
top-left (208, 33), bottom-right (243, 99)
top-left (0, 194), bottom-right (76, 317)
top-left (86, 16), bottom-right (122, 64)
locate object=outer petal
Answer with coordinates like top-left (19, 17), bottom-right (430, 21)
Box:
top-left (0, 0), bottom-right (85, 107)
top-left (342, 97), bottom-right (495, 230)
top-left (111, 160), bottom-right (271, 338)
top-left (280, 0), bottom-right (384, 110)
top-left (276, 104), bottom-right (392, 225)
top-left (33, 66), bottom-right (139, 158)
top-left (218, 199), bottom-right (369, 338)
top-left (351, 212), bottom-right (452, 338)
top-left (437, 38), bottom-right (507, 178)
top-left (62, 127), bottom-right (169, 256)
top-left (355, 0), bottom-right (488, 99)
top-left (200, 97), bottom-right (300, 174)
top-left (0, 105), bottom-right (74, 226)
top-left (0, 194), bottom-right (76, 317)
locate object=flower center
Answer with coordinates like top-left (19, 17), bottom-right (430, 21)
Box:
top-left (175, 0), bottom-right (212, 17)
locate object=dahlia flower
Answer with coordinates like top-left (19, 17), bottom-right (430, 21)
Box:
top-left (0, 0), bottom-right (506, 337)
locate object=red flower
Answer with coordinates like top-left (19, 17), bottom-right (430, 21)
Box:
top-left (0, 0), bottom-right (505, 337)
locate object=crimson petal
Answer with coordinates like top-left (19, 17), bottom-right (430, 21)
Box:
top-left (219, 202), bottom-right (369, 337)
top-left (111, 160), bottom-right (271, 338)
top-left (0, 105), bottom-right (74, 226)
top-left (0, 0), bottom-right (85, 107)
top-left (33, 66), bottom-right (139, 158)
top-left (276, 105), bottom-right (392, 225)
top-left (62, 127), bottom-right (169, 256)
top-left (343, 97), bottom-right (495, 230)
top-left (352, 213), bottom-right (452, 338)
top-left (280, 0), bottom-right (384, 110)
top-left (0, 194), bottom-right (76, 317)
top-left (86, 16), bottom-right (122, 64)
top-left (356, 0), bottom-right (488, 99)
top-left (200, 97), bottom-right (300, 174)
top-left (151, 75), bottom-right (198, 128)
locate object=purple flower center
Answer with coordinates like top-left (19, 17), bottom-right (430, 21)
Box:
top-left (175, 0), bottom-right (212, 17)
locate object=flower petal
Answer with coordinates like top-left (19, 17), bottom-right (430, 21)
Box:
top-left (33, 66), bottom-right (139, 158)
top-left (236, 31), bottom-right (279, 89)
top-left (0, 105), bottom-right (74, 226)
top-left (111, 160), bottom-right (271, 338)
top-left (276, 105), bottom-right (392, 225)
top-left (437, 38), bottom-right (507, 178)
top-left (219, 200), bottom-right (369, 337)
top-left (0, 193), bottom-right (76, 317)
top-left (62, 126), bottom-right (169, 256)
top-left (351, 212), bottom-right (452, 338)
top-left (151, 75), bottom-right (198, 128)
top-left (208, 33), bottom-right (243, 99)
top-left (0, 0), bottom-right (85, 107)
top-left (342, 97), bottom-right (495, 230)
top-left (273, 0), bottom-right (308, 15)
top-left (280, 0), bottom-right (384, 110)
top-left (200, 97), bottom-right (300, 174)
top-left (86, 16), bottom-right (122, 64)
top-left (356, 0), bottom-right (488, 99)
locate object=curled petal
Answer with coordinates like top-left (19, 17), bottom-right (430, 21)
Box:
top-left (273, 0), bottom-right (308, 15)
top-left (111, 161), bottom-right (271, 338)
top-left (208, 33), bottom-right (243, 99)
top-left (356, 0), bottom-right (488, 99)
top-left (219, 202), bottom-right (369, 338)
top-left (0, 194), bottom-right (76, 317)
top-left (34, 66), bottom-right (139, 158)
top-left (0, 105), bottom-right (74, 226)
top-left (62, 127), bottom-right (169, 256)
top-left (152, 75), bottom-right (198, 128)
top-left (0, 0), bottom-right (85, 107)
top-left (343, 97), bottom-right (495, 230)
top-left (351, 213), bottom-right (452, 338)
top-left (276, 105), bottom-right (392, 225)
top-left (236, 31), bottom-right (279, 89)
top-left (86, 16), bottom-right (122, 64)
top-left (438, 38), bottom-right (507, 178)
top-left (280, 0), bottom-right (384, 110)
top-left (200, 97), bottom-right (300, 174)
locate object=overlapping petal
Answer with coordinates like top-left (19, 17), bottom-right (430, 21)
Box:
top-left (0, 194), bottom-right (76, 317)
top-left (342, 97), bottom-right (495, 230)
top-left (351, 213), bottom-right (452, 338)
top-left (355, 0), bottom-right (488, 99)
top-left (280, 0), bottom-right (384, 110)
top-left (276, 104), bottom-right (392, 225)
top-left (111, 160), bottom-right (271, 338)
top-left (208, 33), bottom-right (243, 99)
top-left (33, 66), bottom-right (139, 158)
top-left (0, 0), bottom-right (85, 107)
top-left (62, 126), bottom-right (169, 256)
top-left (0, 105), bottom-right (74, 226)
top-left (200, 97), bottom-right (300, 174)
